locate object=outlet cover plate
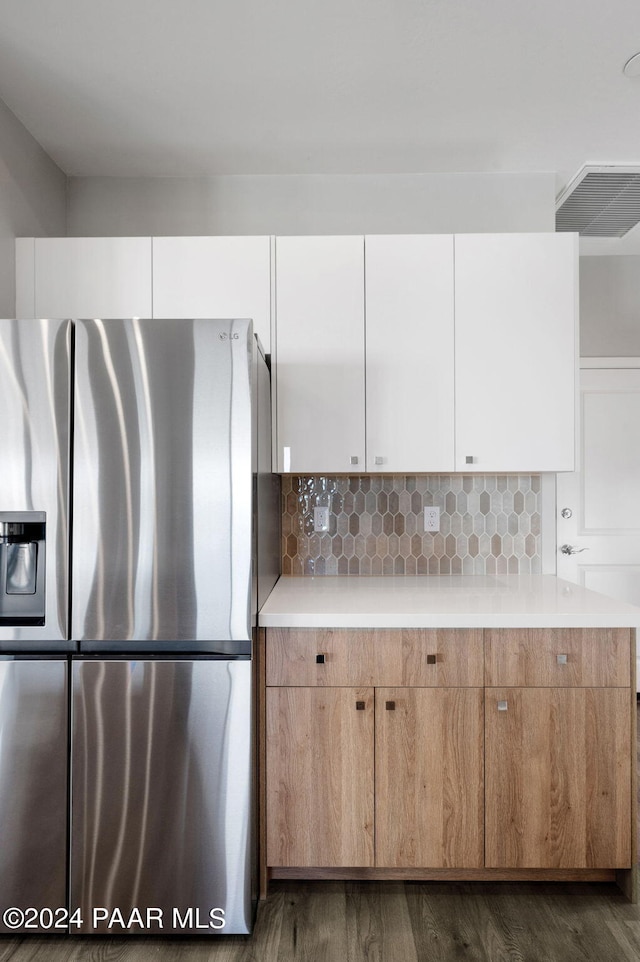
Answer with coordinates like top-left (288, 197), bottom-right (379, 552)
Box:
top-left (424, 507), bottom-right (440, 532)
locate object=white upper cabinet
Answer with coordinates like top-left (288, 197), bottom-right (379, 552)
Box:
top-left (27, 238), bottom-right (152, 318)
top-left (275, 236), bottom-right (365, 474)
top-left (152, 237), bottom-right (272, 352)
top-left (365, 235), bottom-right (455, 473)
top-left (454, 233), bottom-right (578, 472)
top-left (16, 232), bottom-right (578, 476)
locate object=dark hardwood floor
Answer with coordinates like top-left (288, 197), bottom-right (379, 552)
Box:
top-left (0, 707), bottom-right (638, 962)
top-left (0, 880), bottom-right (639, 962)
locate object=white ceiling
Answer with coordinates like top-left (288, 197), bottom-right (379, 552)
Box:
top-left (1, 0), bottom-right (640, 202)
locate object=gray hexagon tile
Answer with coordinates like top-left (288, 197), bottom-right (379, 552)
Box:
top-left (281, 475), bottom-right (542, 575)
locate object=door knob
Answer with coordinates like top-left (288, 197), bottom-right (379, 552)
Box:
top-left (560, 544), bottom-right (589, 555)
top-left (560, 507), bottom-right (573, 519)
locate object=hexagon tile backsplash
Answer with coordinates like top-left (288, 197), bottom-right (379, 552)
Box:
top-left (282, 475), bottom-right (541, 576)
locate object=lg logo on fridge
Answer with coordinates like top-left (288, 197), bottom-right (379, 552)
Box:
top-left (218, 332), bottom-right (240, 340)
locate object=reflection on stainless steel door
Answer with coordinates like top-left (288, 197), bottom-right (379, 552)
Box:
top-left (0, 659), bottom-right (68, 932)
top-left (71, 658), bottom-right (253, 934)
top-left (72, 318), bottom-right (254, 647)
top-left (0, 319), bottom-right (71, 645)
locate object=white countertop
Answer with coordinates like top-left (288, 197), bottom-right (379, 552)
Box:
top-left (258, 575), bottom-right (640, 629)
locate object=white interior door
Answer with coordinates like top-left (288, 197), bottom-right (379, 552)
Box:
top-left (557, 363), bottom-right (640, 684)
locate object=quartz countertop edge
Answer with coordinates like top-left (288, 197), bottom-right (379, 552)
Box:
top-left (258, 575), bottom-right (640, 629)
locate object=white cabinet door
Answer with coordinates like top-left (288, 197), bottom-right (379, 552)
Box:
top-left (275, 236), bottom-right (365, 473)
top-left (454, 233), bottom-right (578, 473)
top-left (152, 236), bottom-right (272, 353)
top-left (365, 235), bottom-right (455, 473)
top-left (33, 238), bottom-right (152, 318)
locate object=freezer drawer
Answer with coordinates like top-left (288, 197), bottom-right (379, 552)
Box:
top-left (70, 658), bottom-right (253, 935)
top-left (0, 658), bottom-right (68, 933)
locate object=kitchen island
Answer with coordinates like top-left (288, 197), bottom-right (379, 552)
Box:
top-left (258, 575), bottom-right (639, 899)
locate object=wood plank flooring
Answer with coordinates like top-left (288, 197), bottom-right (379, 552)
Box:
top-left (0, 879), bottom-right (639, 962)
top-left (0, 701), bottom-right (638, 962)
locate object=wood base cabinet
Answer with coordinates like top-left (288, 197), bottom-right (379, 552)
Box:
top-left (262, 627), bottom-right (635, 896)
top-left (265, 628), bottom-right (484, 872)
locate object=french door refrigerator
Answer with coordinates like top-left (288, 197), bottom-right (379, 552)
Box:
top-left (0, 316), bottom-right (278, 936)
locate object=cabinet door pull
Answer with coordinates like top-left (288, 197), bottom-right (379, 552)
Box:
top-left (385, 700), bottom-right (396, 711)
top-left (497, 700), bottom-right (508, 711)
top-left (355, 701), bottom-right (365, 711)
top-left (315, 653), bottom-right (325, 664)
top-left (465, 455), bottom-right (475, 464)
top-left (556, 653), bottom-right (568, 665)
top-left (350, 456), bottom-right (359, 465)
top-left (427, 654), bottom-right (437, 665)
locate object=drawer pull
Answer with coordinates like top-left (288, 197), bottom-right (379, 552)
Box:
top-left (427, 654), bottom-right (437, 665)
top-left (315, 654), bottom-right (325, 664)
top-left (385, 701), bottom-right (396, 711)
top-left (557, 654), bottom-right (568, 665)
top-left (497, 700), bottom-right (508, 712)
top-left (355, 701), bottom-right (365, 711)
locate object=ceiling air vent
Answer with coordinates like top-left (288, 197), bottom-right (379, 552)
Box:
top-left (555, 165), bottom-right (640, 237)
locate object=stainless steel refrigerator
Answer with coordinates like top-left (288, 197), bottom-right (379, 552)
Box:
top-left (0, 316), bottom-right (278, 936)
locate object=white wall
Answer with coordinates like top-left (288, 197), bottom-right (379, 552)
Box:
top-left (67, 172), bottom-right (555, 236)
top-left (0, 98), bottom-right (66, 315)
top-left (580, 255), bottom-right (640, 357)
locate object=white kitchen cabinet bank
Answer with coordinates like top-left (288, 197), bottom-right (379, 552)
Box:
top-left (16, 236), bottom-right (272, 352)
top-left (16, 231), bottom-right (577, 475)
top-left (274, 232), bottom-right (577, 474)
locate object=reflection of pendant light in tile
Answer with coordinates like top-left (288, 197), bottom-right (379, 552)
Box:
top-left (623, 52), bottom-right (640, 77)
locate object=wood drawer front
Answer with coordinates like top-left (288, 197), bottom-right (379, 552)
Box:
top-left (266, 628), bottom-right (483, 687)
top-left (484, 628), bottom-right (631, 688)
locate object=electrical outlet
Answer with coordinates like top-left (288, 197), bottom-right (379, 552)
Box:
top-left (424, 506), bottom-right (440, 532)
top-left (313, 506), bottom-right (330, 532)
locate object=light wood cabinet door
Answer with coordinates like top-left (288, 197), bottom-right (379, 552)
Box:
top-left (274, 236), bottom-right (365, 473)
top-left (152, 236), bottom-right (272, 352)
top-left (375, 687), bottom-right (484, 868)
top-left (485, 628), bottom-right (631, 688)
top-left (32, 237), bottom-right (153, 318)
top-left (485, 687), bottom-right (631, 868)
top-left (364, 235), bottom-right (455, 472)
top-left (454, 232), bottom-right (578, 472)
top-left (266, 686), bottom-right (374, 867)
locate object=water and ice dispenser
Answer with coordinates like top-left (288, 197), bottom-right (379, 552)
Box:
top-left (0, 512), bottom-right (46, 625)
